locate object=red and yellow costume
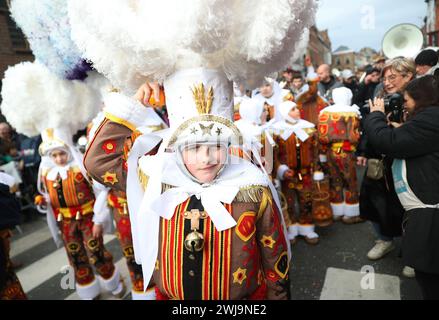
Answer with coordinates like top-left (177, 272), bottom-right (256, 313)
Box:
top-left (317, 88), bottom-right (361, 221)
top-left (41, 166), bottom-right (118, 293)
top-left (273, 101), bottom-right (333, 243)
top-left (35, 127), bottom-right (124, 300)
top-left (294, 74), bottom-right (329, 126)
top-left (107, 190), bottom-right (146, 296)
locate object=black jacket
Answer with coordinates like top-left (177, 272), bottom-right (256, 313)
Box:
top-left (353, 82), bottom-right (378, 107)
top-left (365, 107), bottom-right (439, 274)
top-left (0, 183), bottom-right (21, 231)
top-left (317, 76), bottom-right (343, 102)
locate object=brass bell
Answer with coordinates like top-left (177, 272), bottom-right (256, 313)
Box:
top-left (57, 213), bottom-right (63, 222)
top-left (122, 203), bottom-right (128, 216)
top-left (75, 211), bottom-right (82, 221)
top-left (184, 230), bottom-right (204, 252)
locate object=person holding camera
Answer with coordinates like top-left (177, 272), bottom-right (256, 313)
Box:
top-left (365, 75), bottom-right (439, 300)
top-left (358, 58), bottom-right (415, 275)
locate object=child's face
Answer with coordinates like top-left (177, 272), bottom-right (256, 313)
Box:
top-left (288, 107), bottom-right (301, 121)
top-left (50, 149), bottom-right (69, 166)
top-left (260, 84), bottom-right (274, 98)
top-left (181, 144), bottom-right (228, 184)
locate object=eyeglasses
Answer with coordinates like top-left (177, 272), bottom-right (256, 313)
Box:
top-left (383, 73), bottom-right (407, 84)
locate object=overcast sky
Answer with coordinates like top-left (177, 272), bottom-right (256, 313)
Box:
top-left (316, 0), bottom-right (428, 52)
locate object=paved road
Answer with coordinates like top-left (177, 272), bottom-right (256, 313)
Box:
top-left (9, 208), bottom-right (423, 300)
top-left (289, 219), bottom-right (422, 300)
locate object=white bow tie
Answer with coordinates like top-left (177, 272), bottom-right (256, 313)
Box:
top-left (280, 125), bottom-right (310, 142)
top-left (151, 183), bottom-right (239, 231)
top-left (47, 165), bottom-right (71, 181)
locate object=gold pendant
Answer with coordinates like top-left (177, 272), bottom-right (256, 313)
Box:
top-left (183, 209), bottom-right (207, 253)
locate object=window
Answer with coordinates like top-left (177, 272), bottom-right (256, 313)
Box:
top-left (346, 58), bottom-right (350, 65)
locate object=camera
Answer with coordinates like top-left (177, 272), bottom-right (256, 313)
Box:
top-left (361, 93), bottom-right (405, 123)
top-left (384, 93), bottom-right (404, 123)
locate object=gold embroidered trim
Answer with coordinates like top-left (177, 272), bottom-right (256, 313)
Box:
top-left (147, 183), bottom-right (270, 207)
top-left (104, 112), bottom-right (136, 131)
top-left (167, 114), bottom-right (244, 147)
top-left (304, 127), bottom-right (317, 135)
top-left (321, 111), bottom-right (360, 119)
top-left (235, 186), bottom-right (264, 203)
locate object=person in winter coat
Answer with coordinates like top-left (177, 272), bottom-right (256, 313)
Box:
top-left (358, 58), bottom-right (414, 277)
top-left (365, 75), bottom-right (439, 300)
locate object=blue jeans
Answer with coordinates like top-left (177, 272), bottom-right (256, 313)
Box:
top-left (372, 222), bottom-right (393, 242)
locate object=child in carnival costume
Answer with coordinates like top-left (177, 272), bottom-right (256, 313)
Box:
top-left (68, 0), bottom-right (318, 299)
top-left (272, 101), bottom-right (333, 245)
top-left (234, 98), bottom-right (276, 172)
top-left (318, 87), bottom-right (363, 224)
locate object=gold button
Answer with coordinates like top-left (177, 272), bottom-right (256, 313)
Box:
top-left (189, 254), bottom-right (195, 260)
top-left (189, 270), bottom-right (195, 277)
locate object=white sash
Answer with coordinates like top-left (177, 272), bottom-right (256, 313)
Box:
top-left (392, 159), bottom-right (439, 211)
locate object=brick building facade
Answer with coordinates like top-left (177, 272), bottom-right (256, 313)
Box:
top-left (307, 26), bottom-right (332, 67)
top-left (332, 46), bottom-right (356, 71)
top-left (426, 0), bottom-right (439, 46)
top-left (0, 0), bottom-right (33, 104)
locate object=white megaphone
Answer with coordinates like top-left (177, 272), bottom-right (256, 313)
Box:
top-left (382, 24), bottom-right (424, 59)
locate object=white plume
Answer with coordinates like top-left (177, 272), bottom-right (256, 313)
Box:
top-left (10, 0), bottom-right (85, 79)
top-left (67, 0), bottom-right (317, 95)
top-left (0, 62), bottom-right (110, 136)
